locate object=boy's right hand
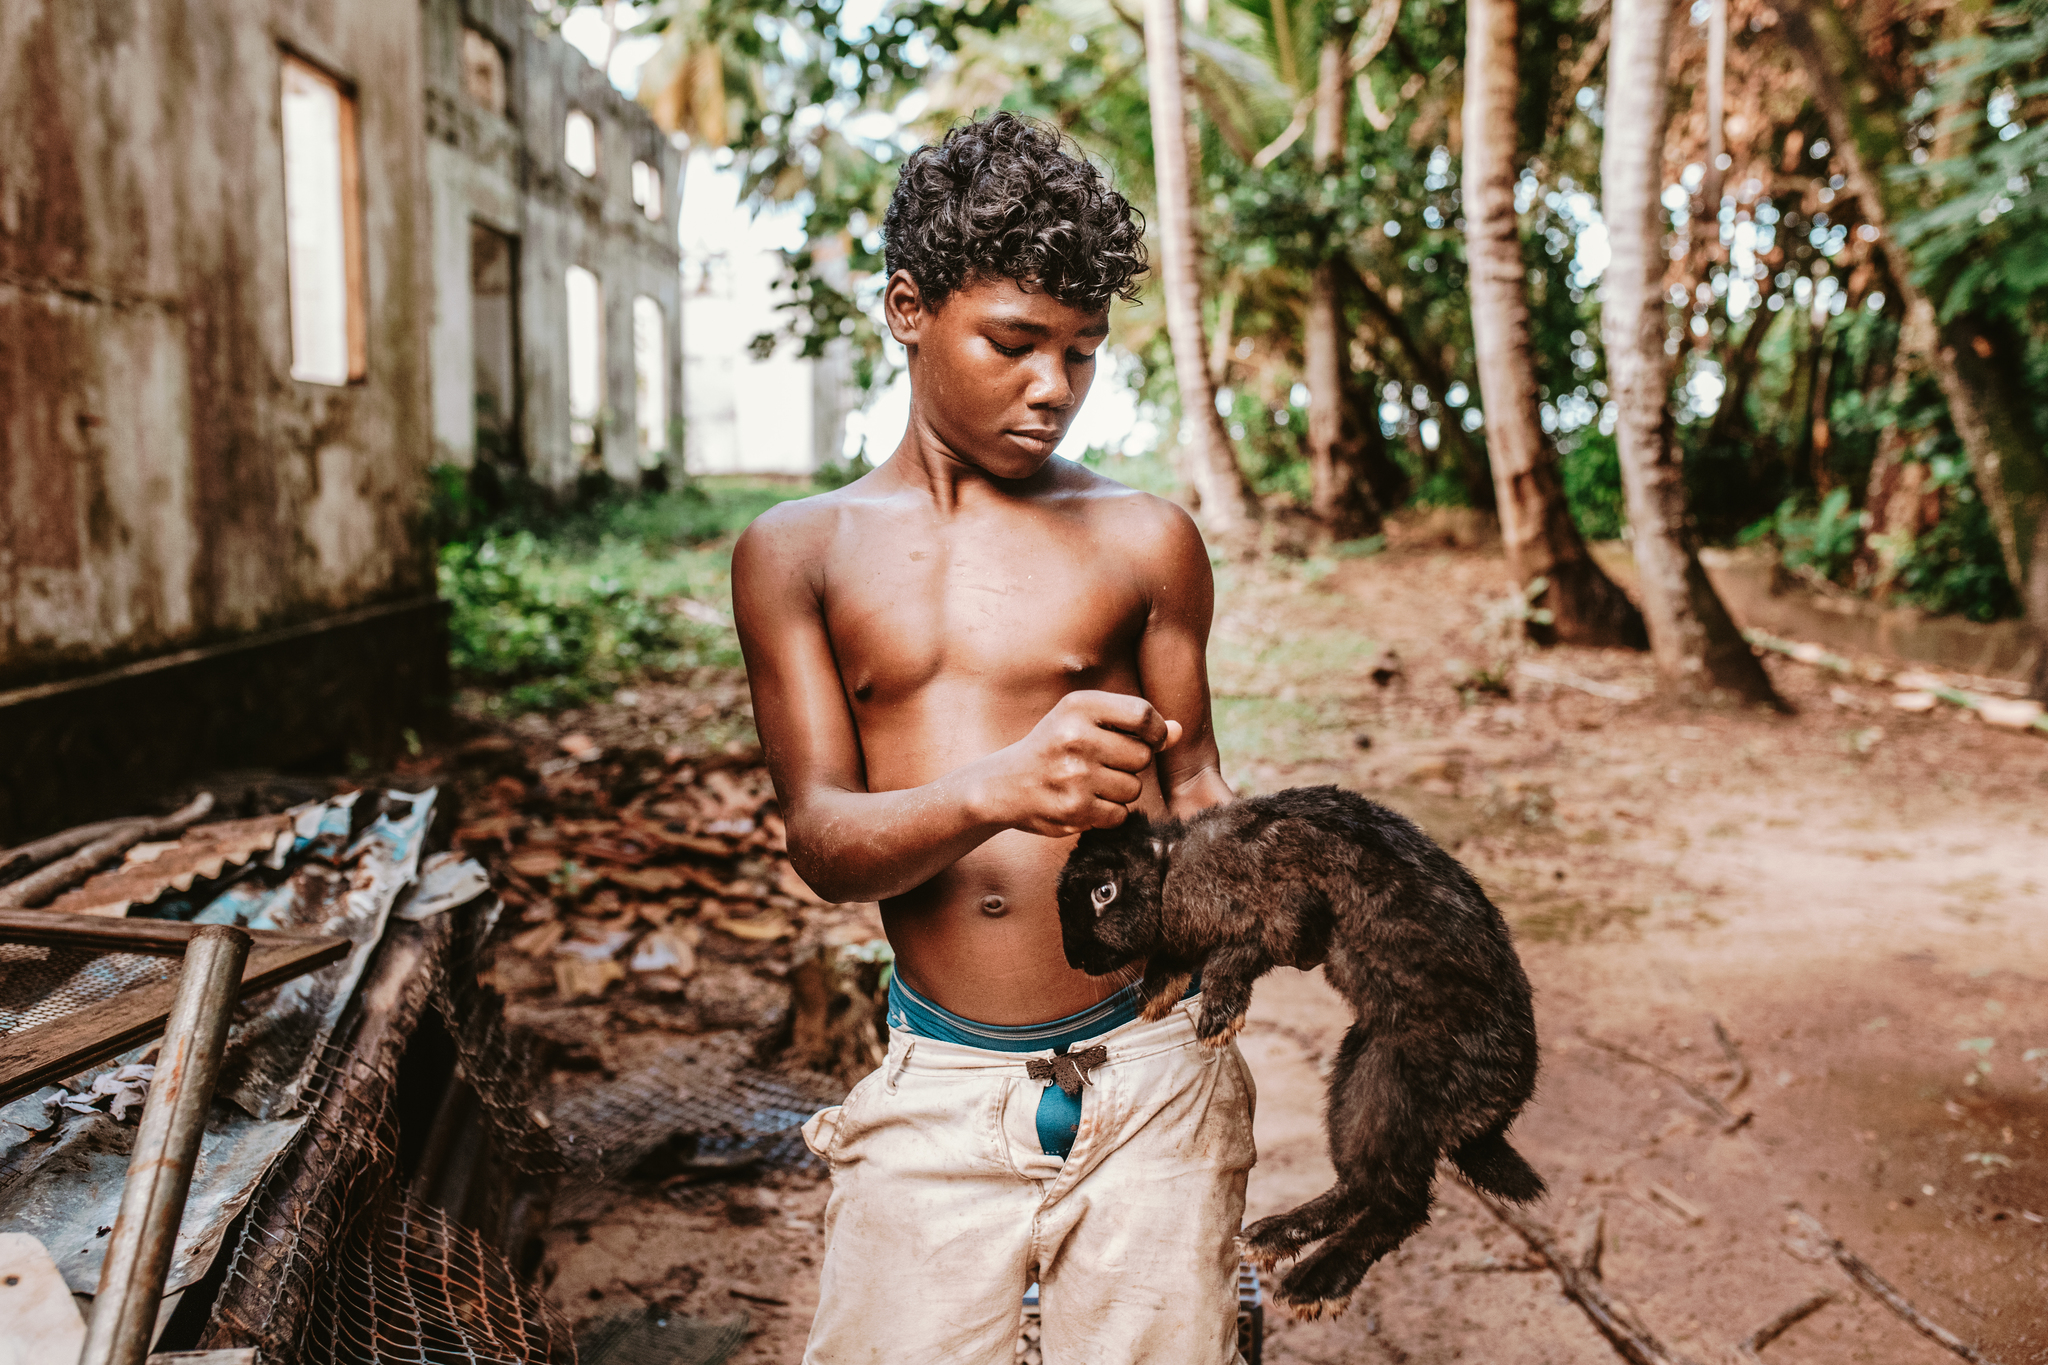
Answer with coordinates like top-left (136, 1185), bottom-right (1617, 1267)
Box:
top-left (982, 691), bottom-right (1183, 837)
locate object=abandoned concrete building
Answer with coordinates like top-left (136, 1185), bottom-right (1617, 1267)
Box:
top-left (0, 0), bottom-right (682, 840)
top-left (424, 0), bottom-right (682, 488)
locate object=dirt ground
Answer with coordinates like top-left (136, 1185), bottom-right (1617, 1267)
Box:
top-left (529, 531), bottom-right (2048, 1364)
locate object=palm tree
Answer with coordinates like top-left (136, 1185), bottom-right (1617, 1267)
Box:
top-left (1778, 0), bottom-right (2048, 703)
top-left (1303, 17), bottom-right (1381, 535)
top-left (1144, 0), bottom-right (1259, 536)
top-left (1600, 0), bottom-right (1781, 704)
top-left (1462, 0), bottom-right (1646, 647)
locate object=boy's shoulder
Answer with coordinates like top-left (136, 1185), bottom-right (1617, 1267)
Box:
top-left (737, 458), bottom-right (1205, 565)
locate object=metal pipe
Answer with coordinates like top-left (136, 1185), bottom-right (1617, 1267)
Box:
top-left (79, 924), bottom-right (250, 1365)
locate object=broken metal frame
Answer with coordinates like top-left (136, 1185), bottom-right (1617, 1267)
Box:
top-left (79, 924), bottom-right (250, 1365)
top-left (0, 910), bottom-right (350, 1105)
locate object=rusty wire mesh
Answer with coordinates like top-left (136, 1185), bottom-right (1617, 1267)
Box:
top-left (577, 1305), bottom-right (750, 1365)
top-left (208, 1039), bottom-right (405, 1354)
top-left (209, 937), bottom-right (572, 1362)
top-left (434, 924), bottom-right (567, 1179)
top-left (0, 941), bottom-right (178, 1037)
top-left (548, 1050), bottom-right (843, 1182)
top-left (298, 1192), bottom-right (571, 1365)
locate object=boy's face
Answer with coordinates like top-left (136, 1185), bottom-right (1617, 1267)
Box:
top-left (884, 272), bottom-right (1109, 480)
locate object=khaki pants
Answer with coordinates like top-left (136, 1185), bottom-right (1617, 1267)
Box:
top-left (801, 994), bottom-right (1257, 1365)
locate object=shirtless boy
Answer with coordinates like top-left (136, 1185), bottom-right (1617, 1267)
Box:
top-left (733, 113), bottom-right (1253, 1364)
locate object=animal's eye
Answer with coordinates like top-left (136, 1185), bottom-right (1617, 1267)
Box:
top-left (1090, 882), bottom-right (1118, 913)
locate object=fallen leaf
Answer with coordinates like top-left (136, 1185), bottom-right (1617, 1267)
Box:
top-left (630, 929), bottom-right (698, 976)
top-left (554, 957), bottom-right (625, 1000)
top-left (509, 849), bottom-right (565, 878)
top-left (509, 921), bottom-right (566, 958)
top-left (456, 815), bottom-right (522, 847)
top-left (605, 866), bottom-right (700, 894)
top-left (556, 928), bottom-right (634, 962)
top-left (711, 912), bottom-right (793, 942)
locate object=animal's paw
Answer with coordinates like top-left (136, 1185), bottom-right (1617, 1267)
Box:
top-left (1275, 1243), bottom-right (1376, 1317)
top-left (1240, 1214), bottom-right (1315, 1269)
top-left (1278, 1294), bottom-right (1355, 1323)
top-left (1196, 1011), bottom-right (1248, 1049)
top-left (1138, 974), bottom-right (1191, 1021)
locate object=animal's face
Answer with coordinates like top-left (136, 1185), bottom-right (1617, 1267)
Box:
top-left (1056, 813), bottom-right (1171, 975)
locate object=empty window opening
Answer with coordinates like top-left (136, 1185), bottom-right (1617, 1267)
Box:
top-left (565, 109), bottom-right (598, 178)
top-left (461, 28), bottom-right (506, 114)
top-left (470, 223), bottom-right (521, 465)
top-left (565, 266), bottom-right (604, 451)
top-left (633, 296), bottom-right (667, 462)
top-left (281, 55), bottom-right (365, 385)
top-left (631, 160), bottom-right (662, 221)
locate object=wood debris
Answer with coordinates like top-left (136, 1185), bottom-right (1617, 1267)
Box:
top-left (1782, 1207), bottom-right (2005, 1364)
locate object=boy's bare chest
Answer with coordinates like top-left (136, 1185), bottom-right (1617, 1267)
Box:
top-left (820, 522), bottom-right (1147, 703)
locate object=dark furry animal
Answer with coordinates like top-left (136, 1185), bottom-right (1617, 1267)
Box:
top-left (1056, 785), bottom-right (1543, 1316)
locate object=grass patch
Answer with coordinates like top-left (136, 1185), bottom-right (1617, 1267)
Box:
top-left (438, 473), bottom-right (816, 711)
top-left (1511, 899), bottom-right (1650, 944)
top-left (1212, 695), bottom-right (1341, 766)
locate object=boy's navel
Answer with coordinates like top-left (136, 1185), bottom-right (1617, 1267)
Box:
top-left (979, 895), bottom-right (1007, 916)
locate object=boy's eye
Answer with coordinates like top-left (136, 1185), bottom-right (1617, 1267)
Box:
top-left (1090, 882), bottom-right (1118, 913)
top-left (1067, 349), bottom-right (1099, 365)
top-left (991, 340), bottom-right (1032, 358)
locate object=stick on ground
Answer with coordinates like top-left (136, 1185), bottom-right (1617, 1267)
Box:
top-left (1454, 1174), bottom-right (1702, 1365)
top-left (1577, 1030), bottom-right (1753, 1132)
top-left (1710, 1017), bottom-right (1750, 1103)
top-left (1732, 1289), bottom-right (1833, 1360)
top-left (1786, 1207), bottom-right (2003, 1365)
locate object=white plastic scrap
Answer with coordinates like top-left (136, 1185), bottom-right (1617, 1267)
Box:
top-left (45, 1065), bottom-right (156, 1123)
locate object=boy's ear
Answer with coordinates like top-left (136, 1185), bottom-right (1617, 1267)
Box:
top-left (882, 270), bottom-right (929, 346)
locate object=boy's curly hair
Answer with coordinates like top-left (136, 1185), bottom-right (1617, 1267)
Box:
top-left (883, 112), bottom-right (1147, 312)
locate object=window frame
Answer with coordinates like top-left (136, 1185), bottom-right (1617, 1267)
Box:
top-left (564, 108), bottom-right (599, 179)
top-left (279, 51), bottom-right (367, 387)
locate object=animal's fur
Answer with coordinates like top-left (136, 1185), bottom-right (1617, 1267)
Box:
top-left (1056, 785), bottom-right (1544, 1316)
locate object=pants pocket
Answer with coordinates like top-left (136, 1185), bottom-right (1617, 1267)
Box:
top-left (801, 1104), bottom-right (843, 1158)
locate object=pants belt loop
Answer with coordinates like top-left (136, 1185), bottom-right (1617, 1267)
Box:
top-left (886, 1038), bottom-right (914, 1092)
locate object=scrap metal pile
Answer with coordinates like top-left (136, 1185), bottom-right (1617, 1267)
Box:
top-left (0, 784), bottom-right (569, 1362)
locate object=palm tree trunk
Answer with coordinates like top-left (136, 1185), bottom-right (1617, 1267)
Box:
top-left (1779, 0), bottom-right (2048, 700)
top-left (1143, 0), bottom-right (1257, 537)
top-left (1600, 0), bottom-right (1782, 705)
top-left (1463, 0), bottom-right (1646, 648)
top-left (1305, 24), bottom-right (1380, 536)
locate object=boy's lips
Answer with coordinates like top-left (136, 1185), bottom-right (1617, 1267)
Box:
top-left (1006, 427), bottom-right (1062, 446)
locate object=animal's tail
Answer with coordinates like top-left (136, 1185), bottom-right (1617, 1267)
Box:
top-left (1451, 1124), bottom-right (1546, 1203)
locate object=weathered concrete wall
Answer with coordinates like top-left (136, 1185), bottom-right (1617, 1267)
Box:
top-left (0, 0), bottom-right (434, 692)
top-left (423, 0), bottom-right (682, 489)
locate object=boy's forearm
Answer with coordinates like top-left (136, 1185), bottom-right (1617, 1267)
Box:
top-left (784, 764), bottom-right (1009, 904)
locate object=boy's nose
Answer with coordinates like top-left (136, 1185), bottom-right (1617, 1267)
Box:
top-left (1024, 356), bottom-right (1075, 410)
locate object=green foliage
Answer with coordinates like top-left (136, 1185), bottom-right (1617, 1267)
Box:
top-left (1560, 432), bottom-right (1626, 541)
top-left (1752, 487), bottom-right (1863, 583)
top-left (1893, 0), bottom-right (2048, 321)
top-left (813, 453), bottom-right (873, 490)
top-left (1891, 457), bottom-right (2024, 622)
top-left (435, 472), bottom-right (814, 710)
top-left (1224, 387), bottom-right (1311, 501)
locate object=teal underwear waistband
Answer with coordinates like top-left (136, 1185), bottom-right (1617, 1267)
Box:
top-left (886, 972), bottom-right (1158, 1054)
top-left (883, 972), bottom-right (1200, 1160)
